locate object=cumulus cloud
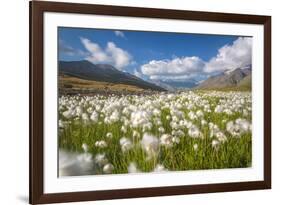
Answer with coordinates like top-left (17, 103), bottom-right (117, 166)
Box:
top-left (204, 37), bottom-right (252, 73)
top-left (80, 37), bottom-right (131, 70)
top-left (114, 31), bottom-right (125, 38)
top-left (140, 56), bottom-right (205, 81)
top-left (139, 37), bottom-right (252, 82)
top-left (134, 69), bottom-right (144, 79)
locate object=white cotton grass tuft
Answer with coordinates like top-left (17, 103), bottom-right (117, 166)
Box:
top-left (158, 126), bottom-right (165, 133)
top-left (81, 113), bottom-right (89, 122)
top-left (119, 137), bottom-right (133, 152)
top-left (95, 153), bottom-right (108, 166)
top-left (106, 132), bottom-right (113, 139)
top-left (103, 163), bottom-right (114, 174)
top-left (62, 109), bottom-right (74, 119)
top-left (226, 118), bottom-right (251, 137)
top-left (193, 143), bottom-right (198, 151)
top-left (121, 125), bottom-right (127, 133)
top-left (153, 164), bottom-right (168, 172)
top-left (95, 140), bottom-right (108, 148)
top-left (59, 150), bottom-right (95, 176)
top-left (212, 140), bottom-right (220, 150)
top-left (172, 136), bottom-right (180, 144)
top-left (82, 143), bottom-right (88, 152)
top-left (59, 120), bottom-right (65, 128)
top-left (90, 111), bottom-right (99, 123)
top-left (141, 133), bottom-right (159, 157)
top-left (130, 110), bottom-right (151, 128)
top-left (128, 162), bottom-right (140, 173)
top-left (160, 134), bottom-right (173, 148)
top-left (216, 131), bottom-right (227, 142)
top-left (132, 130), bottom-right (140, 139)
top-left (188, 125), bottom-right (202, 138)
top-left (109, 110), bottom-right (120, 123)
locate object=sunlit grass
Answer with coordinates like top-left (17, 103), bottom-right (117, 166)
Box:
top-left (58, 90), bottom-right (252, 175)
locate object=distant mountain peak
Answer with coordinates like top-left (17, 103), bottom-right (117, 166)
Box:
top-left (196, 64), bottom-right (252, 90)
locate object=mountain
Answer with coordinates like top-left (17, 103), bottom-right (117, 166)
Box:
top-left (148, 80), bottom-right (176, 92)
top-left (196, 65), bottom-right (252, 90)
top-left (161, 80), bottom-right (197, 89)
top-left (237, 73), bottom-right (251, 89)
top-left (59, 60), bottom-right (165, 91)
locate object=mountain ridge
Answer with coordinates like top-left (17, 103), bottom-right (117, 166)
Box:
top-left (196, 65), bottom-right (252, 90)
top-left (59, 60), bottom-right (165, 91)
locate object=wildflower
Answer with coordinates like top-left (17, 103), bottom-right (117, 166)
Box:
top-left (103, 163), bottom-right (114, 174)
top-left (172, 129), bottom-right (184, 137)
top-left (188, 125), bottom-right (202, 138)
top-left (226, 118), bottom-right (251, 137)
top-left (121, 125), bottom-right (127, 133)
top-left (82, 143), bottom-right (88, 152)
top-left (172, 136), bottom-right (180, 144)
top-left (109, 110), bottom-right (120, 123)
top-left (188, 111), bottom-right (197, 120)
top-left (196, 110), bottom-right (204, 118)
top-left (62, 110), bottom-right (73, 119)
top-left (226, 121), bottom-right (240, 137)
top-left (59, 120), bottom-right (65, 128)
top-left (236, 118), bottom-right (251, 132)
top-left (212, 140), bottom-right (220, 150)
top-left (76, 106), bottom-right (83, 116)
top-left (120, 137), bottom-right (133, 152)
top-left (193, 143), bottom-right (198, 151)
top-left (141, 133), bottom-right (159, 157)
top-left (59, 150), bottom-right (93, 176)
top-left (216, 132), bottom-right (227, 142)
top-left (158, 127), bottom-right (165, 133)
top-left (81, 113), bottom-right (89, 121)
top-left (153, 109), bottom-right (161, 116)
top-left (95, 140), bottom-right (108, 148)
top-left (90, 111), bottom-right (99, 123)
top-left (106, 132), bottom-right (113, 139)
top-left (153, 164), bottom-right (168, 172)
top-left (170, 121), bottom-right (179, 130)
top-left (160, 134), bottom-right (173, 147)
top-left (142, 122), bottom-right (153, 132)
top-left (214, 105), bottom-right (223, 113)
top-left (95, 153), bottom-right (108, 166)
top-left (201, 119), bottom-right (207, 126)
top-left (128, 162), bottom-right (140, 173)
top-left (130, 110), bottom-right (151, 128)
top-left (132, 130), bottom-right (140, 139)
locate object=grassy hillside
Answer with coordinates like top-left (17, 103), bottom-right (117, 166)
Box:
top-left (237, 74), bottom-right (251, 90)
top-left (59, 75), bottom-right (145, 93)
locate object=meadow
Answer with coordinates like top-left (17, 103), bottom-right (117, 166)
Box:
top-left (58, 91), bottom-right (252, 176)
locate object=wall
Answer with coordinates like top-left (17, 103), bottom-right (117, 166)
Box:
top-left (0, 0), bottom-right (279, 204)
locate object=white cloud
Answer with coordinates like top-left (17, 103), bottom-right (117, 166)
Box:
top-left (139, 37), bottom-right (252, 82)
top-left (140, 56), bottom-right (205, 81)
top-left (204, 37), bottom-right (252, 73)
top-left (80, 37), bottom-right (131, 70)
top-left (114, 31), bottom-right (125, 38)
top-left (149, 74), bottom-right (199, 81)
top-left (133, 69), bottom-right (143, 79)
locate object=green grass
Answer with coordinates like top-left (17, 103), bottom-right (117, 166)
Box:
top-left (59, 92), bottom-right (252, 174)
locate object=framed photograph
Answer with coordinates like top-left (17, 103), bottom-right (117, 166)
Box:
top-left (30, 1), bottom-right (271, 204)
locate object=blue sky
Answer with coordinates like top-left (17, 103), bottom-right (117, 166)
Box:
top-left (58, 27), bottom-right (252, 83)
